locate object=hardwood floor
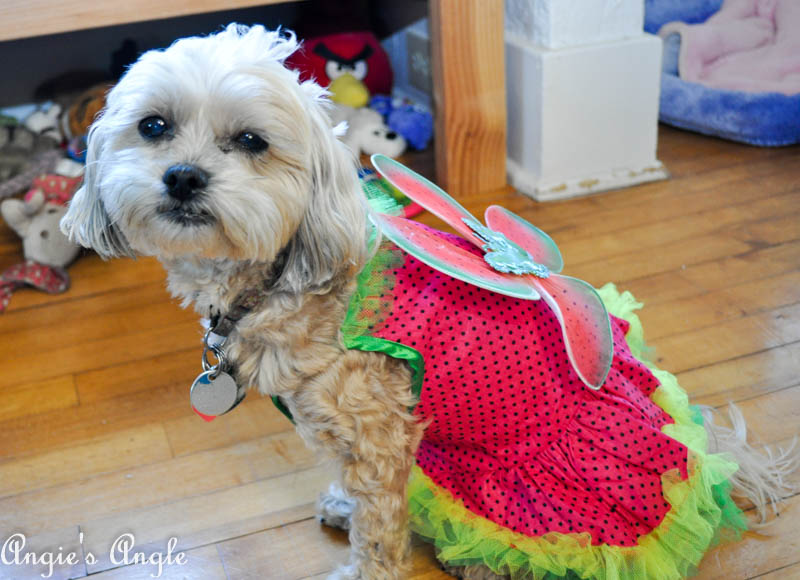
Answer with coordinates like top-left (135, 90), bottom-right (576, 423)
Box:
top-left (1, 126), bottom-right (798, 579)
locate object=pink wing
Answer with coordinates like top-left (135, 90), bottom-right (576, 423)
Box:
top-left (373, 213), bottom-right (541, 300)
top-left (370, 156), bottom-right (611, 388)
top-left (371, 154), bottom-right (486, 249)
top-left (531, 274), bottom-right (613, 389)
top-left (484, 205), bottom-right (564, 273)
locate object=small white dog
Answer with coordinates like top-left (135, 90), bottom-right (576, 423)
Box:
top-left (62, 24), bottom-right (424, 579)
top-left (60, 23), bottom-right (796, 580)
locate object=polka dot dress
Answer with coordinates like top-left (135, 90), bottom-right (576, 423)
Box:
top-left (365, 230), bottom-right (689, 547)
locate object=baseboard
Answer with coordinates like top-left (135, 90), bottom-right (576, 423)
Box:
top-left (507, 158), bottom-right (669, 202)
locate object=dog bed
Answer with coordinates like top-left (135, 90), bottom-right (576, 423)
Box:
top-left (645, 0), bottom-right (800, 146)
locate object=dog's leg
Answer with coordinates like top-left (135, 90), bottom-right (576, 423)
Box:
top-left (336, 444), bottom-right (417, 580)
top-left (294, 352), bottom-right (422, 580)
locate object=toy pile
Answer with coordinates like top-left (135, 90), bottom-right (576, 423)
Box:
top-left (0, 83), bottom-right (108, 311)
top-left (286, 28), bottom-right (431, 218)
top-left (287, 31), bottom-right (433, 158)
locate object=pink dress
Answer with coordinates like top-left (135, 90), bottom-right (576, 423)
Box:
top-left (336, 228), bottom-right (746, 578)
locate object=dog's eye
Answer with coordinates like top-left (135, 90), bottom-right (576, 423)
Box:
top-left (234, 131), bottom-right (269, 154)
top-left (138, 116), bottom-right (169, 140)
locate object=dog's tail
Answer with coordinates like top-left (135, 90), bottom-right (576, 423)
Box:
top-left (700, 404), bottom-right (799, 525)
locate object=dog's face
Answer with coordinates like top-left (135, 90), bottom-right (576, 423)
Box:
top-left (62, 25), bottom-right (366, 290)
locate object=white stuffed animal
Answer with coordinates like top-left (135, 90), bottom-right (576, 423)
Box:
top-left (1, 190), bottom-right (79, 268)
top-left (332, 104), bottom-right (407, 158)
top-left (24, 104), bottom-right (63, 142)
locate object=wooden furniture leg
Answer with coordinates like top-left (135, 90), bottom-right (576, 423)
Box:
top-left (429, 0), bottom-right (507, 196)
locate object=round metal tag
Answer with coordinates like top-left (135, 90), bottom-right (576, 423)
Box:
top-left (190, 370), bottom-right (245, 418)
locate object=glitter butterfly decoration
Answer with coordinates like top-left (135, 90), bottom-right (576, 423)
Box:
top-left (369, 154), bottom-right (613, 390)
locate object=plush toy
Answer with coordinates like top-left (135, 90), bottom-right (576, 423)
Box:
top-left (0, 149), bottom-right (62, 201)
top-left (10, 84), bottom-right (109, 145)
top-left (0, 174), bottom-right (82, 311)
top-left (287, 32), bottom-right (393, 108)
top-left (332, 104), bottom-right (406, 157)
top-left (370, 95), bottom-right (434, 151)
top-left (0, 122), bottom-right (61, 200)
top-left (24, 103), bottom-right (63, 141)
top-left (0, 123), bottom-right (59, 181)
top-left (66, 135), bottom-right (88, 163)
top-left (54, 157), bottom-right (85, 178)
top-left (61, 83), bottom-right (110, 140)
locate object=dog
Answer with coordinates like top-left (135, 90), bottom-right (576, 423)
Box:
top-left (61, 24), bottom-right (796, 580)
top-left (61, 24), bottom-right (424, 579)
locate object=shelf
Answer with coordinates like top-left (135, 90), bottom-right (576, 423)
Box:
top-left (0, 0), bottom-right (291, 42)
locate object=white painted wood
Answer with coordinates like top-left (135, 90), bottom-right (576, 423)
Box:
top-left (505, 33), bottom-right (667, 201)
top-left (505, 0), bottom-right (645, 49)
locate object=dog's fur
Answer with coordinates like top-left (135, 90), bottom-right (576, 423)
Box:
top-left (61, 25), bottom-right (425, 579)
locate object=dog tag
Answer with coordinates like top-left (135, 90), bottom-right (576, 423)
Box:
top-left (190, 370), bottom-right (245, 422)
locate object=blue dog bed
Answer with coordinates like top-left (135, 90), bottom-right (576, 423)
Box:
top-left (645, 0), bottom-right (800, 146)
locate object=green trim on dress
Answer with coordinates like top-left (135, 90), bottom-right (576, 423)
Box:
top-left (339, 237), bottom-right (425, 406)
top-left (270, 232), bottom-right (424, 421)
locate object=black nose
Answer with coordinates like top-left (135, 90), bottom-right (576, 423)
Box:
top-left (386, 131), bottom-right (398, 140)
top-left (162, 164), bottom-right (209, 201)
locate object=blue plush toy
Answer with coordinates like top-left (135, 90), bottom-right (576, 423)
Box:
top-left (369, 95), bottom-right (434, 151)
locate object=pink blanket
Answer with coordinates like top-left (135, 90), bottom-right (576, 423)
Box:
top-left (659, 0), bottom-right (800, 95)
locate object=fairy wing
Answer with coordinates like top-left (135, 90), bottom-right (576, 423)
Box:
top-left (371, 154), bottom-right (486, 249)
top-left (369, 156), bottom-right (610, 387)
top-left (531, 274), bottom-right (613, 389)
top-left (372, 213), bottom-right (541, 300)
top-left (484, 205), bottom-right (563, 273)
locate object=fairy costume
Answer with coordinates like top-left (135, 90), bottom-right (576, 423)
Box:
top-left (336, 157), bottom-right (748, 579)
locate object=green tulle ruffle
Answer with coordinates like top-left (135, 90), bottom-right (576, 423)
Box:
top-left (340, 239), bottom-right (425, 402)
top-left (407, 283), bottom-right (747, 579)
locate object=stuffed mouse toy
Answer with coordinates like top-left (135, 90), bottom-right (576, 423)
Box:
top-left (0, 175), bottom-right (81, 311)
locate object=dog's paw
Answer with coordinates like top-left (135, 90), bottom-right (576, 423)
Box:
top-left (318, 482), bottom-right (357, 531)
top-left (326, 563), bottom-right (361, 580)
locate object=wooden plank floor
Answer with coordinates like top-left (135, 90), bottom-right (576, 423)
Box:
top-left (1, 125), bottom-right (798, 579)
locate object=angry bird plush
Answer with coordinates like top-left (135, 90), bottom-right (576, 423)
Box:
top-left (287, 32), bottom-right (393, 108)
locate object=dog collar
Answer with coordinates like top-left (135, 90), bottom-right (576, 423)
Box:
top-left (191, 248), bottom-right (288, 422)
top-left (206, 288), bottom-right (266, 347)
top-left (207, 247), bottom-right (288, 341)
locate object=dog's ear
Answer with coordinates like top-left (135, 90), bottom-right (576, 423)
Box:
top-left (60, 119), bottom-right (134, 259)
top-left (281, 85), bottom-right (368, 293)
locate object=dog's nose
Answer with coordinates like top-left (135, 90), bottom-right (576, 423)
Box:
top-left (163, 164), bottom-right (209, 201)
top-left (386, 131), bottom-right (398, 140)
